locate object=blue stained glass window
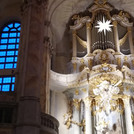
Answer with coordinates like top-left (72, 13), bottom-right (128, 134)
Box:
top-left (5, 64), bottom-right (13, 69)
top-left (7, 51), bottom-right (14, 56)
top-left (0, 22), bottom-right (20, 92)
top-left (0, 78), bottom-right (2, 83)
top-left (6, 57), bottom-right (14, 62)
top-left (15, 57), bottom-right (17, 62)
top-left (14, 63), bottom-right (17, 68)
top-left (18, 27), bottom-right (21, 31)
top-left (0, 51), bottom-right (6, 56)
top-left (8, 45), bottom-right (15, 49)
top-left (0, 76), bottom-right (15, 92)
top-left (15, 51), bottom-right (18, 55)
top-left (1, 39), bottom-right (8, 44)
top-left (9, 39), bottom-right (16, 43)
top-left (0, 22), bottom-right (21, 69)
top-left (3, 77), bottom-right (11, 83)
top-left (12, 77), bottom-right (15, 83)
top-left (11, 29), bottom-right (16, 31)
top-left (11, 84), bottom-right (14, 91)
top-left (3, 27), bottom-right (9, 32)
top-left (9, 33), bottom-right (16, 37)
top-left (0, 45), bottom-right (7, 49)
top-left (2, 85), bottom-right (10, 91)
top-left (0, 64), bottom-right (4, 69)
top-left (1, 33), bottom-right (8, 38)
top-left (8, 24), bottom-right (13, 28)
top-left (17, 33), bottom-right (20, 37)
top-left (0, 58), bottom-right (5, 62)
top-left (15, 23), bottom-right (20, 28)
top-left (16, 44), bottom-right (19, 49)
top-left (17, 39), bottom-right (19, 43)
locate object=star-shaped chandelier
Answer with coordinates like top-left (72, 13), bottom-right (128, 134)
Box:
top-left (95, 17), bottom-right (113, 35)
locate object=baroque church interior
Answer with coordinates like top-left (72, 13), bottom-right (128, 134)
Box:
top-left (0, 0), bottom-right (134, 134)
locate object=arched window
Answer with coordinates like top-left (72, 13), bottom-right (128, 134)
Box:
top-left (0, 22), bottom-right (21, 92)
top-left (0, 22), bottom-right (21, 69)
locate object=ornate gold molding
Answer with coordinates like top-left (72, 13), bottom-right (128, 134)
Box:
top-left (112, 21), bottom-right (117, 27)
top-left (72, 99), bottom-right (81, 110)
top-left (86, 22), bottom-right (92, 29)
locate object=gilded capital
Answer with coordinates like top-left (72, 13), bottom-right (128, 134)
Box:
top-left (128, 27), bottom-right (132, 32)
top-left (112, 21), bottom-right (117, 27)
top-left (72, 99), bottom-right (81, 110)
top-left (83, 97), bottom-right (92, 106)
top-left (122, 95), bottom-right (131, 105)
top-left (73, 62), bottom-right (77, 71)
top-left (86, 22), bottom-right (92, 29)
top-left (72, 30), bottom-right (76, 35)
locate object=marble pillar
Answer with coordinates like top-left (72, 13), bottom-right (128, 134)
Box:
top-left (86, 22), bottom-right (92, 55)
top-left (16, 0), bottom-right (48, 134)
top-left (72, 30), bottom-right (77, 57)
top-left (83, 97), bottom-right (92, 134)
top-left (40, 37), bottom-right (52, 114)
top-left (72, 99), bottom-right (81, 134)
top-left (112, 21), bottom-right (120, 53)
top-left (128, 27), bottom-right (134, 55)
top-left (124, 96), bottom-right (133, 134)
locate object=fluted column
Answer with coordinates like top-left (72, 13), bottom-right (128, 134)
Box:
top-left (123, 96), bottom-right (133, 134)
top-left (128, 27), bottom-right (134, 54)
top-left (16, 0), bottom-right (48, 134)
top-left (72, 30), bottom-right (77, 57)
top-left (72, 99), bottom-right (81, 134)
top-left (83, 97), bottom-right (92, 134)
top-left (86, 22), bottom-right (92, 55)
top-left (112, 21), bottom-right (120, 53)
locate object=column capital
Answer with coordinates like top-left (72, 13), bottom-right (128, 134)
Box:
top-left (72, 99), bottom-right (81, 110)
top-left (122, 95), bottom-right (131, 105)
top-left (72, 30), bottom-right (77, 35)
top-left (128, 26), bottom-right (132, 32)
top-left (83, 97), bottom-right (92, 106)
top-left (112, 20), bottom-right (117, 27)
top-left (86, 22), bottom-right (92, 29)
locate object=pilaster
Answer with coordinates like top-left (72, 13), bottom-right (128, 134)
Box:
top-left (16, 0), bottom-right (48, 134)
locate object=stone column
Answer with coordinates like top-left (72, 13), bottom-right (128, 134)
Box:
top-left (86, 22), bottom-right (92, 55)
top-left (83, 97), bottom-right (92, 134)
top-left (123, 96), bottom-right (133, 134)
top-left (128, 27), bottom-right (134, 54)
top-left (72, 99), bottom-right (81, 134)
top-left (72, 30), bottom-right (77, 57)
top-left (16, 0), bottom-right (48, 134)
top-left (112, 21), bottom-right (120, 53)
top-left (40, 37), bottom-right (52, 114)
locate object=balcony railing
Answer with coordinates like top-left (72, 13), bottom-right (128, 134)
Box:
top-left (41, 113), bottom-right (59, 134)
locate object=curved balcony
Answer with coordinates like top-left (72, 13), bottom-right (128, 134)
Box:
top-left (41, 113), bottom-right (59, 134)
